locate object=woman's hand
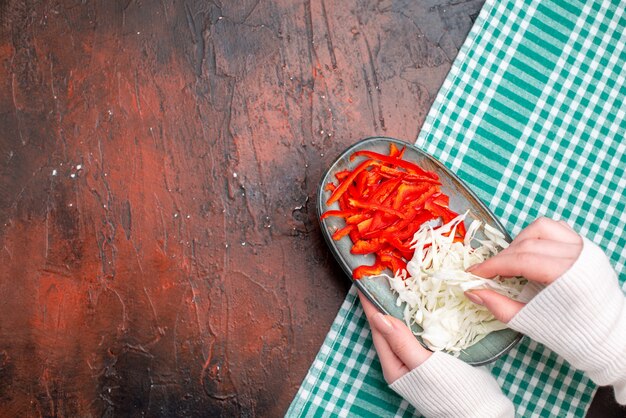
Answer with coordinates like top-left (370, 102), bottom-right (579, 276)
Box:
top-left (358, 291), bottom-right (431, 383)
top-left (359, 293), bottom-right (517, 417)
top-left (465, 217), bottom-right (583, 322)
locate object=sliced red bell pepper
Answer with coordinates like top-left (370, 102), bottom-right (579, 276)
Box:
top-left (320, 209), bottom-right (359, 220)
top-left (383, 235), bottom-right (415, 259)
top-left (377, 165), bottom-right (440, 185)
top-left (367, 178), bottom-right (402, 204)
top-left (332, 224), bottom-right (354, 240)
top-left (402, 173), bottom-right (441, 184)
top-left (383, 210), bottom-right (434, 241)
top-left (356, 218), bottom-right (373, 234)
top-left (360, 216), bottom-right (398, 239)
top-left (353, 259), bottom-right (386, 279)
top-left (354, 170), bottom-right (370, 195)
top-left (426, 192), bottom-right (450, 207)
top-left (388, 143), bottom-right (403, 158)
top-left (351, 150), bottom-right (438, 179)
top-left (335, 170), bottom-right (351, 181)
top-left (339, 192), bottom-right (352, 212)
top-left (379, 249), bottom-right (407, 274)
top-left (349, 229), bottom-right (360, 243)
top-left (322, 143), bottom-right (465, 279)
top-left (346, 213), bottom-right (372, 225)
top-left (348, 198), bottom-right (406, 219)
top-left (424, 193), bottom-right (466, 237)
top-left (325, 183), bottom-right (337, 192)
top-left (397, 185), bottom-right (440, 211)
top-left (392, 183), bottom-right (437, 210)
top-left (327, 159), bottom-right (377, 205)
top-left (351, 238), bottom-right (386, 255)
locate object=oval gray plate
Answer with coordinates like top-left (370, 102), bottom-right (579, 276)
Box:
top-left (317, 137), bottom-right (521, 366)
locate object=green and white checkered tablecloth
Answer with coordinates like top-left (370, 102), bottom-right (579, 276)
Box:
top-left (288, 0), bottom-right (626, 416)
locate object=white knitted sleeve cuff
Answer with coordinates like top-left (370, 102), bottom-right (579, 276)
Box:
top-left (508, 237), bottom-right (626, 403)
top-left (389, 351), bottom-right (514, 418)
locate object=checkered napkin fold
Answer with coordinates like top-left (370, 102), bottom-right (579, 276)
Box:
top-left (288, 0), bottom-right (626, 416)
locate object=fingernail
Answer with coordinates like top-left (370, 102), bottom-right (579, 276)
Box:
top-left (466, 263), bottom-right (480, 272)
top-left (465, 291), bottom-right (484, 305)
top-left (372, 312), bottom-right (393, 331)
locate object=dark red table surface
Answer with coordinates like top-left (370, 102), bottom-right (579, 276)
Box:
top-left (0, 1), bottom-right (623, 416)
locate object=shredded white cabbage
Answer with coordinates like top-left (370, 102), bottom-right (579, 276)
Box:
top-left (387, 211), bottom-right (525, 354)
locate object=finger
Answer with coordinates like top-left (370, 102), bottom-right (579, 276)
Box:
top-left (558, 220), bottom-right (575, 231)
top-left (465, 289), bottom-right (526, 323)
top-left (469, 252), bottom-right (576, 284)
top-left (358, 290), bottom-right (382, 320)
top-left (369, 321), bottom-right (410, 383)
top-left (513, 217), bottom-right (580, 244)
top-left (370, 312), bottom-right (431, 370)
top-left (359, 291), bottom-right (431, 369)
top-left (358, 292), bottom-right (412, 382)
top-left (505, 238), bottom-right (582, 259)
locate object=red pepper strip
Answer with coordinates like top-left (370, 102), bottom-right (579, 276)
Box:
top-left (376, 165), bottom-right (415, 178)
top-left (367, 178), bottom-right (402, 204)
top-left (364, 212), bottom-right (384, 234)
top-left (393, 228), bottom-right (414, 242)
top-left (424, 194), bottom-right (466, 237)
top-left (429, 192), bottom-right (450, 207)
top-left (351, 150), bottom-right (439, 179)
top-left (360, 216), bottom-right (398, 239)
top-left (364, 197), bottom-right (411, 234)
top-left (373, 209), bottom-right (415, 236)
top-left (354, 169), bottom-right (370, 195)
top-left (351, 238), bottom-right (386, 255)
top-left (320, 209), bottom-right (359, 220)
top-left (389, 143), bottom-right (402, 158)
top-left (361, 194), bottom-right (432, 242)
top-left (375, 172), bottom-right (401, 182)
top-left (383, 235), bottom-right (414, 260)
top-left (393, 183), bottom-right (430, 202)
top-left (353, 259), bottom-right (386, 279)
top-left (384, 210), bottom-right (434, 240)
top-left (339, 192), bottom-right (352, 212)
top-left (377, 166), bottom-right (441, 184)
top-left (327, 160), bottom-right (377, 205)
top-left (438, 207), bottom-right (465, 236)
top-left (348, 198), bottom-right (406, 219)
top-left (374, 168), bottom-right (404, 181)
top-left (394, 224), bottom-right (422, 241)
top-left (335, 170), bottom-right (351, 182)
top-left (392, 183), bottom-right (437, 210)
top-left (424, 193), bottom-right (450, 216)
top-left (409, 209), bottom-right (435, 228)
top-left (346, 213), bottom-right (372, 224)
top-left (346, 183), bottom-right (360, 203)
top-left (354, 168), bottom-right (380, 193)
top-left (349, 229), bottom-right (360, 243)
top-left (363, 170), bottom-right (381, 192)
top-left (399, 185), bottom-right (441, 211)
top-left (373, 180), bottom-right (405, 211)
top-left (332, 224), bottom-right (354, 240)
top-left (356, 218), bottom-right (373, 234)
top-left (379, 249), bottom-right (406, 274)
top-left (325, 182), bottom-right (337, 192)
top-left (402, 173), bottom-right (441, 184)
top-left (386, 143), bottom-right (407, 159)
top-left (395, 259), bottom-right (407, 274)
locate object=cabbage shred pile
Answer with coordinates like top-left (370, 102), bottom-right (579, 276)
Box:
top-left (387, 212), bottom-right (525, 354)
